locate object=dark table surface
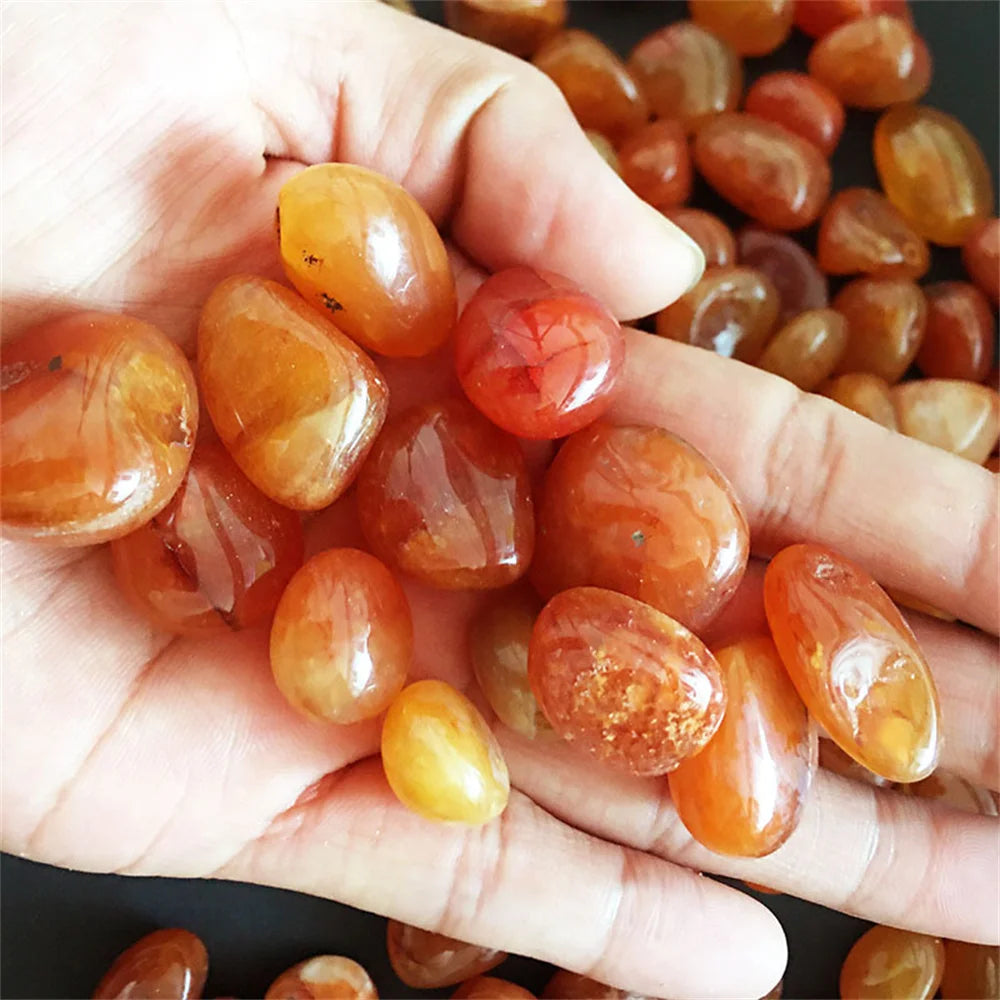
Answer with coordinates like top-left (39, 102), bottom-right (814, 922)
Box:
top-left (2, 2), bottom-right (997, 998)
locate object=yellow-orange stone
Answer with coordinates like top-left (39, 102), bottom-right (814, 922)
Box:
top-left (386, 921), bottom-right (506, 989)
top-left (939, 941), bottom-right (1000, 1000)
top-left (820, 373), bottom-right (899, 430)
top-left (757, 309), bottom-right (848, 390)
top-left (264, 955), bottom-right (378, 999)
top-left (891, 379), bottom-right (1000, 463)
top-left (839, 926), bottom-right (944, 999)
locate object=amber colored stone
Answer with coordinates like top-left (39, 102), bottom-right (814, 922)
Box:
top-left (940, 941), bottom-right (1000, 1000)
top-left (93, 928), bottom-right (207, 1000)
top-left (963, 218), bottom-right (1000, 304)
top-left (817, 188), bottom-right (930, 280)
top-left (819, 373), bottom-right (898, 430)
top-left (533, 30), bottom-right (648, 144)
top-left (987, 456), bottom-right (1000, 473)
top-left (689, 0), bottom-right (793, 56)
top-left (819, 740), bottom-right (895, 789)
top-left (875, 105), bottom-right (995, 247)
top-left (541, 972), bottom-right (632, 1000)
top-left (839, 926), bottom-right (945, 1000)
top-left (386, 922), bottom-right (506, 989)
top-left (454, 267), bottom-right (625, 439)
top-left (832, 278), bottom-right (926, 384)
top-left (356, 399), bottom-right (533, 589)
top-left (381, 680), bottom-right (509, 823)
top-left (264, 956), bottom-right (378, 999)
top-left (618, 119), bottom-right (692, 211)
top-left (529, 587), bottom-right (726, 775)
top-left (808, 15), bottom-right (931, 109)
top-left (198, 276), bottom-right (387, 511)
top-left (891, 380), bottom-right (1000, 464)
top-left (453, 978), bottom-right (536, 999)
top-left (532, 423), bottom-right (749, 631)
top-left (794, 0), bottom-right (911, 38)
top-left (1, 312), bottom-right (196, 546)
top-left (662, 208), bottom-right (737, 268)
top-left (905, 769), bottom-right (998, 816)
top-left (744, 72), bottom-right (845, 157)
top-left (737, 227), bottom-right (829, 323)
top-left (757, 309), bottom-right (848, 390)
top-left (669, 636), bottom-right (815, 857)
top-left (764, 544), bottom-right (941, 783)
top-left (111, 441), bottom-right (304, 634)
top-left (915, 282), bottom-right (996, 383)
top-left (443, 0), bottom-right (566, 56)
top-left (586, 131), bottom-right (620, 173)
top-left (627, 21), bottom-right (742, 133)
top-left (694, 113), bottom-right (831, 230)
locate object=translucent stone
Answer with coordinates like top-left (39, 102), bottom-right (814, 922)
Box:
top-left (453, 977), bottom-right (537, 999)
top-left (386, 921), bottom-right (506, 989)
top-left (819, 372), bottom-right (899, 430)
top-left (744, 71), bottom-right (845, 156)
top-left (689, 0), bottom-right (794, 56)
top-left (963, 218), bottom-right (999, 304)
top-left (92, 928), bottom-right (207, 1000)
top-left (939, 941), bottom-right (1000, 1000)
top-left (662, 208), bottom-right (737, 268)
top-left (442, 0), bottom-right (566, 56)
top-left (819, 740), bottom-right (895, 789)
top-left (264, 955), bottom-right (378, 999)
top-left (839, 926), bottom-right (944, 1000)
top-left (618, 119), bottom-right (692, 211)
top-left (737, 227), bottom-right (829, 323)
top-left (757, 309), bottom-right (849, 390)
top-left (917, 281), bottom-right (996, 382)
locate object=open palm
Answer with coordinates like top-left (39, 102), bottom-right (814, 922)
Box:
top-left (2, 4), bottom-right (997, 998)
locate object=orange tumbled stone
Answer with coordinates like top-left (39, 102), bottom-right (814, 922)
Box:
top-left (533, 30), bottom-right (648, 144)
top-left (529, 587), bottom-right (726, 775)
top-left (442, 0), bottom-right (566, 56)
top-left (386, 921), bottom-right (506, 989)
top-left (694, 113), bottom-right (831, 230)
top-left (820, 372), bottom-right (898, 430)
top-left (93, 928), bottom-right (207, 1000)
top-left (737, 227), bottom-right (829, 323)
top-left (764, 544), bottom-right (941, 783)
top-left (839, 926), bottom-right (944, 1000)
top-left (381, 680), bottom-right (510, 824)
top-left (618, 119), bottom-right (692, 211)
top-left (278, 165), bottom-right (455, 358)
top-left (905, 769), bottom-right (998, 816)
top-left (356, 398), bottom-right (534, 589)
top-left (453, 978), bottom-right (536, 999)
top-left (198, 276), bottom-right (388, 511)
top-left (794, 0), bottom-right (911, 38)
top-left (264, 956), bottom-right (378, 999)
top-left (817, 188), bottom-right (930, 280)
top-left (586, 131), bottom-right (620, 173)
top-left (662, 208), bottom-right (736, 268)
top-left (689, 0), bottom-right (793, 56)
top-left (891, 380), bottom-right (1000, 464)
top-left (940, 941), bottom-right (1000, 1000)
top-left (542, 971), bottom-right (632, 1000)
top-left (886, 588), bottom-right (955, 623)
top-left (917, 282), bottom-right (996, 382)
top-left (757, 309), bottom-right (848, 390)
top-left (1, 312), bottom-right (196, 546)
top-left (669, 636), bottom-right (815, 857)
top-left (744, 72), bottom-right (844, 157)
top-left (833, 277), bottom-right (926, 384)
top-left (963, 218), bottom-right (1000, 304)
top-left (532, 423), bottom-right (749, 631)
top-left (628, 21), bottom-right (742, 133)
top-left (819, 740), bottom-right (894, 789)
top-left (875, 105), bottom-right (995, 247)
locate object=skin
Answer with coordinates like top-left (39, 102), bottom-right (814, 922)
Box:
top-left (2, 4), bottom-right (997, 999)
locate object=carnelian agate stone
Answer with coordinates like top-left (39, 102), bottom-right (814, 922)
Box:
top-left (764, 544), bottom-right (941, 784)
top-left (387, 922), bottom-right (506, 989)
top-left (529, 587), bottom-right (726, 775)
top-left (963, 218), bottom-right (1000, 304)
top-left (757, 309), bottom-right (848, 392)
top-left (940, 942), bottom-right (1000, 1000)
top-left (669, 637), bottom-right (815, 857)
top-left (278, 164), bottom-right (456, 357)
top-left (839, 926), bottom-right (944, 1000)
top-left (453, 977), bottom-right (536, 999)
top-left (111, 440), bottom-right (304, 634)
top-left (819, 739), bottom-right (895, 789)
top-left (381, 680), bottom-right (510, 824)
top-left (737, 228), bottom-right (829, 323)
top-left (794, 0), bottom-right (910, 38)
top-left (92, 928), bottom-right (207, 1000)
top-left (198, 276), bottom-right (388, 511)
top-left (443, 0), bottom-right (566, 57)
top-left (918, 282), bottom-right (995, 382)
top-left (1, 312), bottom-right (196, 546)
top-left (689, 0), bottom-right (794, 56)
top-left (820, 373), bottom-right (898, 431)
top-left (618, 120), bottom-right (692, 211)
top-left (744, 72), bottom-right (845, 157)
top-left (454, 267), bottom-right (625, 439)
top-left (264, 956), bottom-right (378, 999)
top-left (270, 548), bottom-right (412, 724)
top-left (541, 971), bottom-right (631, 1000)
top-left (532, 424), bottom-right (749, 631)
top-left (357, 399), bottom-right (533, 589)
top-left (663, 208), bottom-right (737, 268)
top-left (891, 380), bottom-right (1000, 464)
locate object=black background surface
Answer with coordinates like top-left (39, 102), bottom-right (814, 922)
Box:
top-left (2, 2), bottom-right (998, 999)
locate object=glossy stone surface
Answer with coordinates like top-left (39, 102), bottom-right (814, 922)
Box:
top-left (264, 956), bottom-right (378, 999)
top-left (694, 113), bottom-right (831, 230)
top-left (744, 72), bottom-right (845, 157)
top-left (532, 423), bottom-right (749, 631)
top-left (668, 636), bottom-right (815, 857)
top-left (737, 227), bottom-right (829, 323)
top-left (93, 928), bottom-right (207, 1000)
top-left (381, 680), bottom-right (510, 824)
top-left (839, 926), bottom-right (944, 1000)
top-left (453, 978), bottom-right (536, 999)
top-left (1, 312), bottom-right (196, 546)
top-left (832, 277), bottom-right (926, 384)
top-left (533, 29), bottom-right (648, 144)
top-left (689, 0), bottom-right (794, 56)
top-left (891, 379), bottom-right (1000, 463)
top-left (278, 164), bottom-right (455, 358)
top-left (529, 587), bottom-right (726, 775)
top-left (443, 0), bottom-right (566, 56)
top-left (386, 922), bottom-right (506, 989)
top-left (663, 208), bottom-right (737, 268)
top-left (198, 276), bottom-right (388, 511)
top-left (111, 440), bottom-right (304, 634)
top-left (656, 265), bottom-right (780, 362)
top-left (794, 0), bottom-right (911, 38)
top-left (963, 218), bottom-right (1000, 304)
top-left (808, 15), bottom-right (931, 109)
top-left (541, 972), bottom-right (631, 1000)
top-left (819, 739), bottom-right (895, 789)
top-left (628, 21), bottom-right (742, 133)
top-left (618, 119), bottom-right (692, 211)
top-left (875, 105), bottom-right (995, 247)
top-left (454, 267), bottom-right (625, 439)
top-left (906, 769), bottom-right (998, 816)
top-left (820, 373), bottom-right (899, 430)
top-left (818, 188), bottom-right (930, 280)
top-left (356, 399), bottom-right (534, 589)
top-left (917, 282), bottom-right (996, 382)
top-left (757, 309), bottom-right (848, 390)
top-left (764, 544), bottom-right (941, 784)
top-left (940, 942), bottom-right (1000, 1000)
top-left (586, 130), bottom-right (620, 173)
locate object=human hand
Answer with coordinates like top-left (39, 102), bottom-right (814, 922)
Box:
top-left (2, 4), bottom-right (997, 999)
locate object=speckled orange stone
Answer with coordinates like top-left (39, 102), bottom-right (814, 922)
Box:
top-left (618, 119), bottom-right (692, 211)
top-left (939, 941), bottom-right (1000, 1000)
top-left (689, 0), bottom-right (794, 55)
top-left (662, 208), bottom-right (737, 268)
top-left (917, 282), bottom-right (996, 382)
top-left (744, 72), bottom-right (845, 157)
top-left (264, 956), bottom-right (378, 999)
top-left (453, 978), bottom-right (536, 999)
top-left (443, 0), bottom-right (566, 56)
top-left (891, 379), bottom-right (1000, 463)
top-left (963, 218), bottom-right (1000, 304)
top-left (839, 926), bottom-right (944, 999)
top-left (92, 928), bottom-right (207, 1000)
top-left (386, 922), bottom-right (506, 989)
top-left (820, 373), bottom-right (899, 430)
top-left (757, 309), bottom-right (848, 390)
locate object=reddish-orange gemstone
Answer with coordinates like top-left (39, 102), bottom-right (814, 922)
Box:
top-left (618, 119), bottom-right (692, 211)
top-left (757, 309), bottom-right (848, 391)
top-left (833, 277), bottom-right (926, 383)
top-left (917, 282), bottom-right (995, 382)
top-left (386, 921), bottom-right (506, 989)
top-left (628, 21), bottom-right (742, 133)
top-left (887, 588), bottom-right (955, 623)
top-left (541, 972), bottom-right (631, 1000)
top-left (662, 208), bottom-right (737, 268)
top-left (737, 227), bottom-right (829, 323)
top-left (819, 740), bottom-right (895, 789)
top-left (442, 0), bottom-right (566, 56)
top-left (356, 399), bottom-right (533, 589)
top-left (669, 636), bottom-right (815, 857)
top-left (986, 456), bottom-right (999, 473)
top-left (744, 72), bottom-right (845, 157)
top-left (454, 267), bottom-right (625, 440)
top-left (1, 312), bottom-right (196, 546)
top-left (532, 423), bottom-right (749, 631)
top-left (111, 440), bottom-right (304, 634)
top-left (940, 941), bottom-right (1000, 1000)
top-left (840, 926), bottom-right (944, 1000)
top-left (819, 373), bottom-right (899, 430)
top-left (264, 956), bottom-right (378, 999)
top-left (963, 218), bottom-right (1000, 304)
top-left (689, 0), bottom-right (794, 55)
top-left (764, 544), bottom-right (941, 783)
top-left (453, 978), bottom-right (536, 999)
top-left (694, 113), bottom-right (831, 230)
top-left (93, 928), bottom-right (207, 1000)
top-left (906, 769), bottom-right (998, 816)
top-left (794, 0), bottom-right (911, 38)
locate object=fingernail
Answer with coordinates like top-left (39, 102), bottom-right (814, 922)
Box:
top-left (662, 217), bottom-right (706, 294)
